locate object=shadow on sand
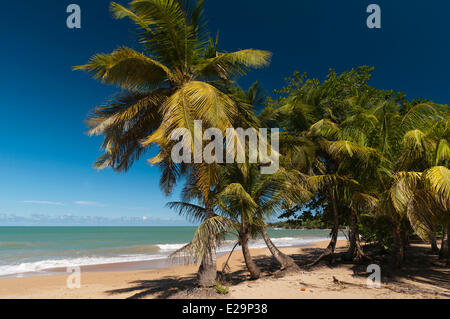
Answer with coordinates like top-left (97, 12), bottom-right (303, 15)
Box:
top-left (106, 242), bottom-right (449, 299)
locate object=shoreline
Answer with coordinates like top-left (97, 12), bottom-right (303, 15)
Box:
top-left (0, 240), bottom-right (333, 298)
top-left (0, 244), bottom-right (313, 279)
top-left (0, 240), bottom-right (448, 299)
top-left (0, 235), bottom-right (343, 279)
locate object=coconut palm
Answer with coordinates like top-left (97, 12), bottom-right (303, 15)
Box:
top-left (369, 100), bottom-right (449, 266)
top-left (261, 65), bottom-right (449, 270)
top-left (217, 164), bottom-right (310, 276)
top-left (264, 68), bottom-right (415, 266)
top-left (388, 115), bottom-right (449, 263)
top-left (309, 89), bottom-right (447, 267)
top-left (75, 0), bottom-right (271, 287)
top-left (169, 163), bottom-right (309, 279)
top-left (166, 176), bottom-right (233, 285)
top-left (276, 114), bottom-right (381, 265)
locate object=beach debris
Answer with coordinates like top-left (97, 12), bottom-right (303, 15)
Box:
top-left (332, 276), bottom-right (346, 289)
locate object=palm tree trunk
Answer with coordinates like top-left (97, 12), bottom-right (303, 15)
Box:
top-left (439, 223), bottom-right (449, 264)
top-left (403, 228), bottom-right (410, 249)
top-left (327, 187), bottom-right (340, 260)
top-left (197, 247), bottom-right (217, 287)
top-left (240, 232), bottom-right (261, 279)
top-left (345, 210), bottom-right (356, 260)
top-left (430, 229), bottom-right (439, 253)
top-left (391, 220), bottom-right (404, 268)
top-left (197, 207), bottom-right (217, 287)
top-left (308, 187), bottom-right (339, 267)
top-left (261, 227), bottom-right (299, 271)
top-left (345, 209), bottom-right (365, 261)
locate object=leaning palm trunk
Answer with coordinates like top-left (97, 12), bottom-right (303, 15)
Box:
top-left (197, 208), bottom-right (217, 287)
top-left (261, 228), bottom-right (299, 271)
top-left (308, 187), bottom-right (339, 267)
top-left (240, 232), bottom-right (261, 279)
top-left (345, 209), bottom-right (366, 261)
top-left (328, 196), bottom-right (340, 260)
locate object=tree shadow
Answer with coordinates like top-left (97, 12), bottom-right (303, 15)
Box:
top-left (106, 243), bottom-right (449, 299)
top-left (379, 243), bottom-right (450, 293)
top-left (290, 247), bottom-right (329, 267)
top-left (280, 243), bottom-right (449, 294)
top-left (340, 241), bottom-right (450, 294)
top-left (106, 276), bottom-right (198, 299)
top-left (224, 246), bottom-right (338, 284)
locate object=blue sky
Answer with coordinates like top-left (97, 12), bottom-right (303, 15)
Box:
top-left (0, 0), bottom-right (449, 226)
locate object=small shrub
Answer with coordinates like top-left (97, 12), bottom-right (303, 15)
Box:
top-left (215, 282), bottom-right (230, 295)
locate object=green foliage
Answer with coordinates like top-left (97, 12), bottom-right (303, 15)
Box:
top-left (78, 1), bottom-right (449, 269)
top-left (215, 282), bottom-right (230, 295)
top-left (268, 66), bottom-right (449, 254)
top-left (77, 0), bottom-right (271, 199)
top-left (359, 214), bottom-right (392, 249)
top-left (269, 218), bottom-right (326, 230)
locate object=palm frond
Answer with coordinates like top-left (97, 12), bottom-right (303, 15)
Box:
top-left (351, 192), bottom-right (378, 212)
top-left (308, 119), bottom-right (341, 140)
top-left (328, 140), bottom-right (377, 164)
top-left (436, 139), bottom-right (450, 165)
top-left (306, 174), bottom-right (359, 193)
top-left (169, 215), bottom-right (233, 263)
top-left (390, 171), bottom-right (423, 214)
top-left (74, 47), bottom-right (172, 90)
top-left (218, 183), bottom-right (258, 213)
top-left (86, 91), bottom-right (164, 172)
top-left (407, 189), bottom-right (442, 241)
top-left (127, 0), bottom-right (189, 67)
top-left (167, 201), bottom-right (206, 223)
top-left (423, 166), bottom-right (450, 211)
top-left (401, 103), bottom-right (440, 132)
top-left (110, 1), bottom-right (154, 32)
top-left (195, 49), bottom-right (272, 80)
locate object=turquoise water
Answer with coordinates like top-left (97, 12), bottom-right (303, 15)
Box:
top-left (0, 227), bottom-right (334, 277)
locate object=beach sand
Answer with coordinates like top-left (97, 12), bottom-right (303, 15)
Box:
top-left (0, 240), bottom-right (448, 299)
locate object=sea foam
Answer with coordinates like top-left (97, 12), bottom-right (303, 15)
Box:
top-left (0, 235), bottom-right (343, 277)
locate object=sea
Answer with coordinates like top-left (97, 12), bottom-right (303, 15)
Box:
top-left (0, 227), bottom-right (341, 278)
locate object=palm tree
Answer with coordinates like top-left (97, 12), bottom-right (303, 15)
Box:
top-left (388, 116), bottom-right (449, 263)
top-left (304, 83), bottom-right (447, 268)
top-left (261, 68), bottom-right (385, 264)
top-left (169, 164), bottom-right (308, 279)
top-left (217, 164), bottom-right (309, 276)
top-left (257, 169), bottom-right (310, 272)
top-left (392, 168), bottom-right (449, 262)
top-left (167, 166), bottom-right (262, 280)
top-left (276, 117), bottom-right (380, 265)
top-left (263, 67), bottom-right (427, 266)
top-left (75, 0), bottom-right (271, 287)
top-left (166, 176), bottom-right (232, 286)
top-left (261, 66), bottom-right (449, 269)
top-left (371, 101), bottom-right (448, 267)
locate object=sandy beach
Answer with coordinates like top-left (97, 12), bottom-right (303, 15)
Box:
top-left (0, 240), bottom-right (448, 299)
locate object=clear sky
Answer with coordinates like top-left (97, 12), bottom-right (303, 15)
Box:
top-left (1, 0), bottom-right (449, 226)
